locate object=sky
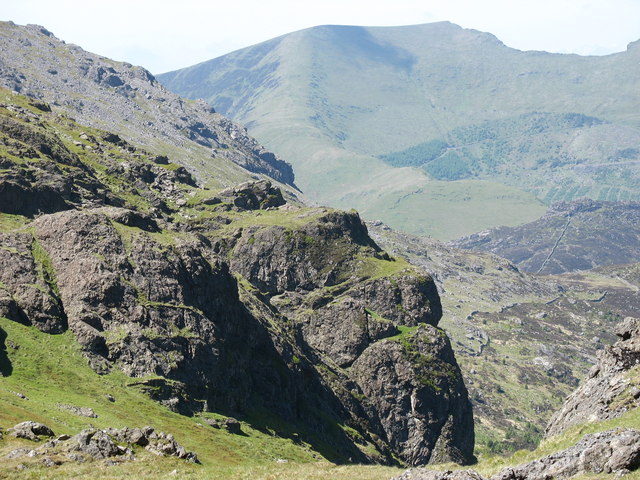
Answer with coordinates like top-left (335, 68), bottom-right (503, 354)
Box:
top-left (3, 0), bottom-right (640, 74)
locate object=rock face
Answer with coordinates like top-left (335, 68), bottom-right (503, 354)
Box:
top-left (545, 316), bottom-right (640, 437)
top-left (351, 325), bottom-right (473, 465)
top-left (0, 21), bottom-right (295, 186)
top-left (0, 89), bottom-right (474, 466)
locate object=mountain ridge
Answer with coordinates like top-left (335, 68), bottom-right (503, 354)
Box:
top-left (159, 22), bottom-right (640, 239)
top-left (0, 21), bottom-right (295, 189)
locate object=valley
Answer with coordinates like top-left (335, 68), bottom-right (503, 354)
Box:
top-left (1, 18), bottom-right (640, 480)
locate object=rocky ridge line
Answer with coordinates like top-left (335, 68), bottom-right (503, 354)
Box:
top-left (0, 21), bottom-right (295, 186)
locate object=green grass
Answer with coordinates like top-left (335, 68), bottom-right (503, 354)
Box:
top-left (1, 316), bottom-right (407, 479)
top-left (0, 214), bottom-right (29, 232)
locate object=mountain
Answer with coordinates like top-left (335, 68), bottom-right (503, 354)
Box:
top-left (0, 21), bottom-right (478, 474)
top-left (452, 199), bottom-right (640, 274)
top-left (159, 22), bottom-right (640, 240)
top-left (0, 21), bottom-right (295, 189)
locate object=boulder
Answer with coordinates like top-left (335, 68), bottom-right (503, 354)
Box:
top-left (68, 429), bottom-right (120, 459)
top-left (9, 421), bottom-right (55, 441)
top-left (219, 179), bottom-right (285, 210)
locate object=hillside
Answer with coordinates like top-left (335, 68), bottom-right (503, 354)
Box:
top-left (452, 199), bottom-right (640, 274)
top-left (368, 222), bottom-right (640, 456)
top-left (159, 22), bottom-right (640, 239)
top-left (0, 21), bottom-right (295, 190)
top-left (0, 83), bottom-right (477, 476)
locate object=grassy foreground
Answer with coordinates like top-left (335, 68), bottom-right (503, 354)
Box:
top-left (0, 316), bottom-right (404, 479)
top-left (2, 313), bottom-right (640, 479)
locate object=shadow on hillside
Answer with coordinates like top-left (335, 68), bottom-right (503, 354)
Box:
top-left (0, 326), bottom-right (12, 377)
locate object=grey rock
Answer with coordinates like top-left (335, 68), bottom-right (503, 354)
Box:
top-left (56, 403), bottom-right (98, 418)
top-left (9, 421), bottom-right (55, 441)
top-left (144, 430), bottom-right (199, 463)
top-left (392, 469), bottom-right (485, 480)
top-left (218, 179), bottom-right (286, 210)
top-left (6, 448), bottom-right (32, 459)
top-left (42, 456), bottom-right (60, 467)
top-left (491, 429), bottom-right (640, 480)
top-left (546, 317), bottom-right (640, 437)
top-left (68, 429), bottom-right (120, 459)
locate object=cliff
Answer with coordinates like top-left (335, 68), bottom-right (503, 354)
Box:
top-left (0, 88), bottom-right (474, 466)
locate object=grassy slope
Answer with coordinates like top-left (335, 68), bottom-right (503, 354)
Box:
top-left (159, 23), bottom-right (640, 240)
top-left (0, 316), bottom-right (403, 480)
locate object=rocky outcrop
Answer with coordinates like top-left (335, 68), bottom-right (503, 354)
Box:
top-left (0, 89), bottom-right (473, 466)
top-left (215, 207), bottom-right (469, 465)
top-left (545, 316), bottom-right (640, 437)
top-left (393, 429), bottom-right (640, 480)
top-left (352, 325), bottom-right (474, 465)
top-left (5, 423), bottom-right (198, 465)
top-left (218, 179), bottom-right (286, 210)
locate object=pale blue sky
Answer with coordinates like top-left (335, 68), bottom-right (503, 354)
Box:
top-left (3, 0), bottom-right (640, 73)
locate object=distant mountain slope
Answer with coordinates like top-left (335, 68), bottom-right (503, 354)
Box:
top-left (0, 21), bottom-right (295, 190)
top-left (452, 200), bottom-right (640, 274)
top-left (159, 22), bottom-right (640, 239)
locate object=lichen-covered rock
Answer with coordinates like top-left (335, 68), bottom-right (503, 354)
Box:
top-left (545, 317), bottom-right (640, 437)
top-left (351, 325), bottom-right (474, 466)
top-left (8, 421), bottom-right (55, 441)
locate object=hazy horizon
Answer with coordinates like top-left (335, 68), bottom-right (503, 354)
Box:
top-left (3, 0), bottom-right (640, 73)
